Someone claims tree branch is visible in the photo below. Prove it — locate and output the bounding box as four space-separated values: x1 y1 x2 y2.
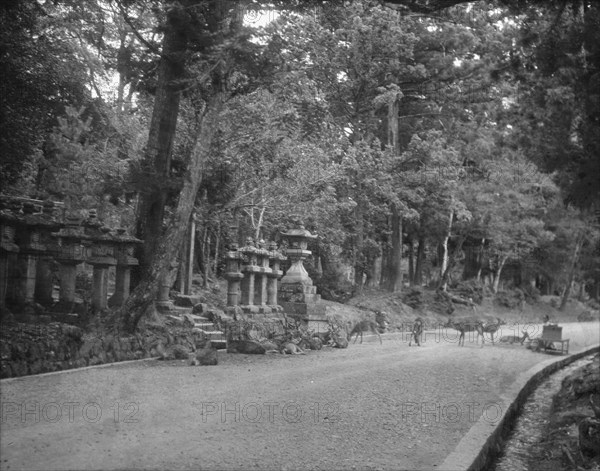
116 1 162 57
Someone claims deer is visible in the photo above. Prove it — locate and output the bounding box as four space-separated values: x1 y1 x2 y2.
280 342 306 355
190 339 218 366
347 320 383 345
408 317 424 346
482 317 506 344
444 317 485 347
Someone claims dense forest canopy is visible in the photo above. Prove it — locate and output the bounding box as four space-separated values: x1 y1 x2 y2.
1 0 598 331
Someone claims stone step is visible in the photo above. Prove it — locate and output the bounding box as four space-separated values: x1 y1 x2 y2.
193 328 224 338
194 322 217 331
171 306 193 315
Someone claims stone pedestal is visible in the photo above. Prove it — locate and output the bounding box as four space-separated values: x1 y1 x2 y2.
240 267 257 306
254 244 271 306
53 216 87 310
86 225 117 313
225 245 243 307
34 257 54 306
18 254 38 303
239 241 259 312
278 282 327 328
57 261 78 304
0 222 19 308
15 214 47 305
90 264 110 311
110 266 129 307
267 242 285 307
108 228 141 308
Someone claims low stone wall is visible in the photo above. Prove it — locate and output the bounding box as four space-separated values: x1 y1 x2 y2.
0 320 200 379
439 344 600 471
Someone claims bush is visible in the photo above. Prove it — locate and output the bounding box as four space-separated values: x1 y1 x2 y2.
402 287 424 310
521 284 541 302
451 279 487 304
312 264 355 304
495 288 523 309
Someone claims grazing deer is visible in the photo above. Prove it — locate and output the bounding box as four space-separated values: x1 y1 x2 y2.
445 317 485 347
347 320 383 345
409 317 424 346
482 317 506 344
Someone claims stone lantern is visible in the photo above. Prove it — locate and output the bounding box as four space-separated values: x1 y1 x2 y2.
108 228 141 307
14 202 50 305
267 241 286 309
86 225 117 312
279 222 325 328
224 243 244 307
0 204 20 310
280 223 317 285
34 200 63 307
239 237 260 308
254 240 272 308
52 216 88 307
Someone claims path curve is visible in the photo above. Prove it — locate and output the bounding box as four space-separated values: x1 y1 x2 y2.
1 322 598 471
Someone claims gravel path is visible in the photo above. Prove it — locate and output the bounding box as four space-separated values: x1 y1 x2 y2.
1 322 599 471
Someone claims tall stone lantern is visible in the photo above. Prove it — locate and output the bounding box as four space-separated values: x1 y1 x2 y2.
279 222 325 327
267 241 286 310
239 238 260 309
224 243 244 308
52 217 88 307
86 225 117 312
280 224 317 285
0 205 19 310
108 228 141 307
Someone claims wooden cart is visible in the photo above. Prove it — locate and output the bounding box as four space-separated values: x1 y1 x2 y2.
532 324 569 355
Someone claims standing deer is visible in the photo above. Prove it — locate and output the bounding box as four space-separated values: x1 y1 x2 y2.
347 320 383 344
482 317 506 344
445 317 485 347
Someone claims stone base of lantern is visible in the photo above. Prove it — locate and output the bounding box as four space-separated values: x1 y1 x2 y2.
279 282 327 331
279 282 321 304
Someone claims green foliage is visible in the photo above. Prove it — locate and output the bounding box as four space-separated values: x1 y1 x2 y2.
499 0 600 208
3 0 599 304
0 1 92 186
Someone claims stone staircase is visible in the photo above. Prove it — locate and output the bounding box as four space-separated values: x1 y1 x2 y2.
164 296 227 350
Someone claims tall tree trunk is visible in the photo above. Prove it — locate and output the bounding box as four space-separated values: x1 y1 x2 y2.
134 5 189 284
560 232 584 311
414 235 425 286
119 92 226 332
213 218 221 275
203 232 211 288
408 236 414 284
354 198 365 287
438 209 453 291
475 238 485 282
367 243 382 288
380 240 389 288
440 234 466 290
492 254 508 294
388 204 403 292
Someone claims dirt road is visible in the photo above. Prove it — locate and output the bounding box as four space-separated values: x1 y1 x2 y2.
1 323 599 471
